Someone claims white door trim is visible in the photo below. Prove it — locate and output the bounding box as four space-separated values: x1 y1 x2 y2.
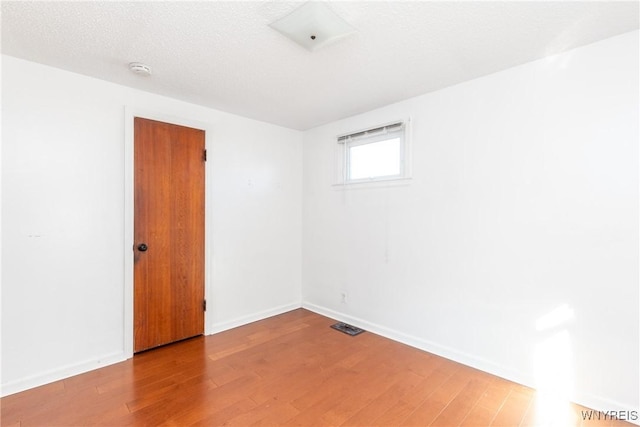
123 107 213 358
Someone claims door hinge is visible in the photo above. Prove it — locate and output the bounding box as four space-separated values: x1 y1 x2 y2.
203 299 207 312
203 149 207 162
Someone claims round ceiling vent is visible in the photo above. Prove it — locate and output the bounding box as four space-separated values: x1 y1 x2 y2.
129 62 152 76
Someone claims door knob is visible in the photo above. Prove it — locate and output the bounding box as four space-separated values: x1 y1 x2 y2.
137 243 148 252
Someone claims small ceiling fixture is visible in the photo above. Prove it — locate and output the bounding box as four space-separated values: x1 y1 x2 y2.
269 2 356 52
129 62 152 76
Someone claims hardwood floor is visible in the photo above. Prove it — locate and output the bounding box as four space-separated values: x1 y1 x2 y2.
1 309 632 426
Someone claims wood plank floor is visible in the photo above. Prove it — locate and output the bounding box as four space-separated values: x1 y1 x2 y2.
1 309 633 426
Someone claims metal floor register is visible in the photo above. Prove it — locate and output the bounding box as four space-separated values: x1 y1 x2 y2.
330 322 365 336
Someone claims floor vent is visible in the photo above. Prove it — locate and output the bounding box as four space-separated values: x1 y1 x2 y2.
331 322 365 336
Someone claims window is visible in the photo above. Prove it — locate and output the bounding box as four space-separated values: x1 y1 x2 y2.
336 120 410 185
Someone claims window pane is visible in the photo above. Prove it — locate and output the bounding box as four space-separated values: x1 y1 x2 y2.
349 137 400 180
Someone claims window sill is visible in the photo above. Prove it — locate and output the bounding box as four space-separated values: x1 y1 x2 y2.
331 176 412 190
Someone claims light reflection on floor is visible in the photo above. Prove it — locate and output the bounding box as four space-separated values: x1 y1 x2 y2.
533 304 575 426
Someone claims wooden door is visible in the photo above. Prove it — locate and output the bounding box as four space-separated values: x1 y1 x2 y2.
134 117 205 353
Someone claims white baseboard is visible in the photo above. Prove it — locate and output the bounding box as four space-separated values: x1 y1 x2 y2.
5 302 637 426
302 302 530 383
302 301 640 425
2 303 302 398
1 351 128 397
207 302 302 335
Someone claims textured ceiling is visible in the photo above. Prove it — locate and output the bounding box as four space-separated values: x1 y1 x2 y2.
2 1 638 130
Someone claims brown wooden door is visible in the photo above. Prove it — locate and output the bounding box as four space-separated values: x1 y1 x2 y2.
134 117 205 353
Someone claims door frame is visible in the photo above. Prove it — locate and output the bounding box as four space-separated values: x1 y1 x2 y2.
124 107 213 358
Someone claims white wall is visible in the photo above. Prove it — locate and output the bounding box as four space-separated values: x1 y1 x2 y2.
1 55 302 395
303 30 639 415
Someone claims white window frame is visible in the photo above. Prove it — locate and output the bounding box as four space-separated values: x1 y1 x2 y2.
335 118 412 186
